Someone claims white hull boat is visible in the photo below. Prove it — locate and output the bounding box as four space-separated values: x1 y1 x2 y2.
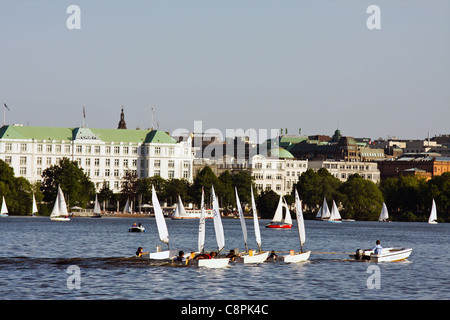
50 185 70 222
236 251 269 264
129 226 146 232
50 217 71 222
350 247 412 262
280 250 311 263
189 258 230 268
149 249 177 260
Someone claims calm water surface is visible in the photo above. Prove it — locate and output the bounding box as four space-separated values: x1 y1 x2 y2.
0 216 448 300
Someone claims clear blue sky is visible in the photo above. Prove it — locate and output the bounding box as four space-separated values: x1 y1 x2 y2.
1 0 449 140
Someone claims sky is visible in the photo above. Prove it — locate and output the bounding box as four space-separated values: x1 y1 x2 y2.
1 0 449 141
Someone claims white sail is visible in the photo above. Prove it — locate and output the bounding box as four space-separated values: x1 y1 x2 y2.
379 202 389 221
173 195 187 218
123 199 131 213
235 187 248 252
32 193 38 215
1 196 8 215
211 186 225 252
251 186 262 250
283 198 292 225
320 198 331 219
50 191 60 217
272 196 284 222
93 194 101 214
295 189 306 248
58 186 68 216
329 200 341 221
428 199 438 224
315 206 322 219
152 185 169 245
198 187 206 253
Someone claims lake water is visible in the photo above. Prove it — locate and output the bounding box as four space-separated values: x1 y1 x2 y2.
0 216 448 302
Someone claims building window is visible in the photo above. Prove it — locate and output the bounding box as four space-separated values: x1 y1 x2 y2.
114 146 120 154
105 146 111 154
5 156 11 164
65 145 70 153
85 158 91 166
114 159 119 167
154 170 160 177
94 169 100 176
155 147 161 155
37 144 42 152
105 169 110 177
105 159 110 166
123 146 129 155
21 144 27 152
114 169 119 177
94 158 100 166
168 160 175 168
123 159 128 168
114 181 119 190
168 170 175 178
76 145 82 154
20 157 27 165
46 158 52 166
20 167 27 175
183 171 189 179
46 144 52 153
154 160 161 167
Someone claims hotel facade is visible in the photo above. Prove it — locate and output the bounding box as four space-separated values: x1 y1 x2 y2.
0 124 195 193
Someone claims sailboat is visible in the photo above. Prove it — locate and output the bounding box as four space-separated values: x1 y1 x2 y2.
148 185 177 260
428 199 438 224
379 202 389 222
171 195 187 219
123 198 133 214
235 187 269 263
189 186 229 268
328 200 342 223
31 193 38 216
50 186 70 221
0 196 8 217
280 190 311 262
91 194 102 218
265 196 292 229
316 198 331 220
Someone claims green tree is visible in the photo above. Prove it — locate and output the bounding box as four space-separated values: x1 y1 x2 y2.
339 174 383 220
190 166 220 206
232 170 254 205
256 190 280 219
218 171 234 209
0 160 39 215
41 157 95 210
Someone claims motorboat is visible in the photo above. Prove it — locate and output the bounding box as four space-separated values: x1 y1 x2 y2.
129 225 146 232
350 247 412 262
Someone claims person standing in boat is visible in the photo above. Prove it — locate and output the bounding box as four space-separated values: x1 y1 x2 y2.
372 240 382 255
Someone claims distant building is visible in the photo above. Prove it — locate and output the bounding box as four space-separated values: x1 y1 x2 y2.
377 153 450 181
308 160 380 183
0 124 194 193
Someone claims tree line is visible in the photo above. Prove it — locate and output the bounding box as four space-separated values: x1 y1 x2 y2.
0 158 449 222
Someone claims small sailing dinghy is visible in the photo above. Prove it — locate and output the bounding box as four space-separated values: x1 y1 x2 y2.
1 196 8 217
149 185 177 260
315 198 330 220
91 194 102 218
350 247 412 262
328 200 342 223
189 186 229 268
379 202 389 222
235 187 269 264
265 196 292 229
171 195 187 220
50 186 70 221
280 190 311 263
31 193 38 216
428 199 438 224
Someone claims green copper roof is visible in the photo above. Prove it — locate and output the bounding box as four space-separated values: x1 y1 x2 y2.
268 147 294 159
0 125 176 144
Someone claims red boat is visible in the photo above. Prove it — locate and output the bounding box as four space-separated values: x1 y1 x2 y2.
266 196 292 229
265 223 292 229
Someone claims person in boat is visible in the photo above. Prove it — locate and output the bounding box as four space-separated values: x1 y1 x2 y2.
372 240 383 255
266 250 278 261
226 249 238 261
210 251 218 258
132 223 137 228
136 247 148 257
174 250 186 262
194 252 212 259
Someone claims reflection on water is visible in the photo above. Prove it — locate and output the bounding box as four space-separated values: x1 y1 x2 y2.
0 217 449 300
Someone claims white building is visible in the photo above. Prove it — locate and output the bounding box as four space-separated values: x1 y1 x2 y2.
251 148 308 196
0 124 194 193
308 160 380 183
